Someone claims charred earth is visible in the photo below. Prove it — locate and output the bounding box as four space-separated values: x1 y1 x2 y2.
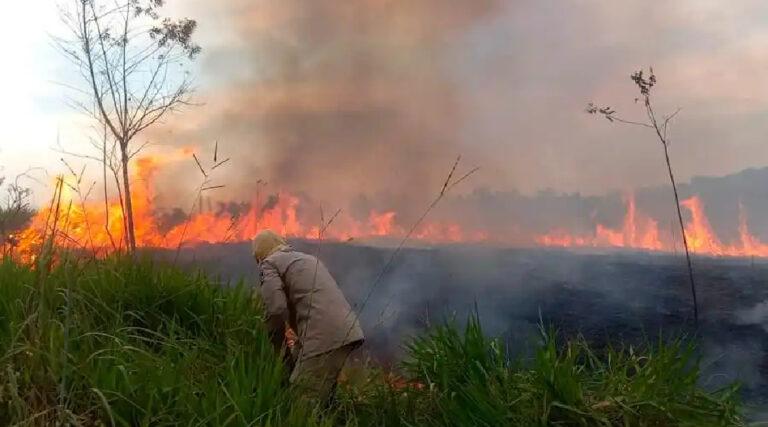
166 241 768 413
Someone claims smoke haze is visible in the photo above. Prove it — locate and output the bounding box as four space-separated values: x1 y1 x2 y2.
150 0 768 209
153 0 504 212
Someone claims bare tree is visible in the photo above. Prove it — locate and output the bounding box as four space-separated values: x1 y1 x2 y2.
56 0 201 252
587 68 698 329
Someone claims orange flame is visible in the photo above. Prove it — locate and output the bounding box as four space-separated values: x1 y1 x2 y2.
3 148 489 262
5 148 768 262
536 194 768 257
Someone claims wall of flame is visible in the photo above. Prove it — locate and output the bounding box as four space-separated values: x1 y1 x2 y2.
5 148 768 262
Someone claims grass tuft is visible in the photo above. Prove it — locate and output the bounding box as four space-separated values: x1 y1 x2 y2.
0 256 745 426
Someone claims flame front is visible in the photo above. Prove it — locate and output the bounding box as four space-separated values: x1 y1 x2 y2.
536 194 662 251
4 149 481 262
5 149 768 262
536 193 768 257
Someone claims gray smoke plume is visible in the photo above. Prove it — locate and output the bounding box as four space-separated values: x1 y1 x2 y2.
152 0 504 219
153 0 768 207
145 1 768 242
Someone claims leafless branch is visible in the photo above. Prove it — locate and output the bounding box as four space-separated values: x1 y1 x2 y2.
662 107 682 140
55 146 104 164
440 156 460 197
56 0 201 252
128 139 153 159
211 158 230 171
447 166 480 192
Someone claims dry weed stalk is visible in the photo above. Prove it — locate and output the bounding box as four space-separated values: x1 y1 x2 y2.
587 68 698 329
172 145 229 264
341 155 479 344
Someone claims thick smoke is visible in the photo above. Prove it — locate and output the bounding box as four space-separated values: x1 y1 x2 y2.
153 0 503 223
153 0 768 204
147 0 768 240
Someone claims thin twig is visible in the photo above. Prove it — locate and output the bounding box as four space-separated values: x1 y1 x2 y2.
610 116 655 129
172 185 205 265
296 206 343 361
447 167 480 192
173 144 228 264
211 158 230 171
662 107 682 140
321 209 342 235
192 153 207 178
440 156 461 197
340 156 479 344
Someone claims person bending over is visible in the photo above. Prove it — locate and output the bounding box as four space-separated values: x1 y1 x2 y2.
252 229 364 406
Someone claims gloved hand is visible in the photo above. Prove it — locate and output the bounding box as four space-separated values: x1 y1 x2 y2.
282 328 298 373
285 328 297 348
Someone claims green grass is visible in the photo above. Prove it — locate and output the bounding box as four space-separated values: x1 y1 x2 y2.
0 256 745 426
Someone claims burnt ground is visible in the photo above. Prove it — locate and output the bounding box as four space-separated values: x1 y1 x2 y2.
155 241 768 415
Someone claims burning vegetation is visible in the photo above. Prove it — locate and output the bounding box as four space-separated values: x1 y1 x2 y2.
5 146 768 263
536 193 768 257
4 148 480 263
3 0 766 423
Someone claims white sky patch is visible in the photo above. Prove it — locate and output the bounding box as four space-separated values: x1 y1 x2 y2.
0 1 135 205
0 1 80 204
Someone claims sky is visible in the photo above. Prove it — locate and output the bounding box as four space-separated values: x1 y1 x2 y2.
0 1 63 194
3 1 768 208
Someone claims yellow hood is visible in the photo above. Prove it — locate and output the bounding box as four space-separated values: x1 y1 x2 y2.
251 229 287 262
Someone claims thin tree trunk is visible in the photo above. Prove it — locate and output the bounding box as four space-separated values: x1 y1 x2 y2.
662 141 699 328
647 99 699 330
121 148 137 252
102 133 117 251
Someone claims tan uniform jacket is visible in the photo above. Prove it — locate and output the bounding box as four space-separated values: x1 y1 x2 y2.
259 246 365 360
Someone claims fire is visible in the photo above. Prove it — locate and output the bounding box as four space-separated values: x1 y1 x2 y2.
537 194 662 251
536 194 768 257
681 197 768 257
4 147 768 262
3 148 489 262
